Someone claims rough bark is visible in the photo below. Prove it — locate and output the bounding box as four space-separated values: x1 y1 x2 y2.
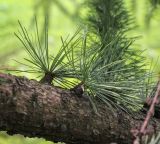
0 73 159 144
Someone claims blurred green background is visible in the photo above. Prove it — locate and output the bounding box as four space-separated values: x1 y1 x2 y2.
0 0 160 143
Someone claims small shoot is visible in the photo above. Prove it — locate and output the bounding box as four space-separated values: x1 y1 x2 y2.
65 29 148 113
14 19 80 86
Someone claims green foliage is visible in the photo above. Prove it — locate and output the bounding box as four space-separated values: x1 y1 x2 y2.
64 28 150 113
144 133 160 144
14 19 79 87
15 19 50 74
150 0 160 7
87 0 138 66
1 0 160 143
73 0 153 112
14 18 149 113
13 0 155 114
86 0 149 95
0 131 62 144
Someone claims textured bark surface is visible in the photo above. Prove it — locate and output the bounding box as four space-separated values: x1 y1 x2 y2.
0 73 159 144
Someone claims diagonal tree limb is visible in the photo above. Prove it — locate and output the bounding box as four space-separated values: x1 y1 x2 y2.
0 73 160 144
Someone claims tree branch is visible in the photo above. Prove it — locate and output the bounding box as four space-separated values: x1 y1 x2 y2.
0 73 159 144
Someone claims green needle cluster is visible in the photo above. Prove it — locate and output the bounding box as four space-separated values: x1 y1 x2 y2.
64 29 149 113
15 19 80 87
14 0 155 114
14 21 152 113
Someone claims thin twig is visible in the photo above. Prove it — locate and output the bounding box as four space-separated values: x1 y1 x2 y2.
133 80 160 144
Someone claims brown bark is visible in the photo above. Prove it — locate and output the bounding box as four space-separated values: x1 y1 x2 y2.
0 73 159 144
